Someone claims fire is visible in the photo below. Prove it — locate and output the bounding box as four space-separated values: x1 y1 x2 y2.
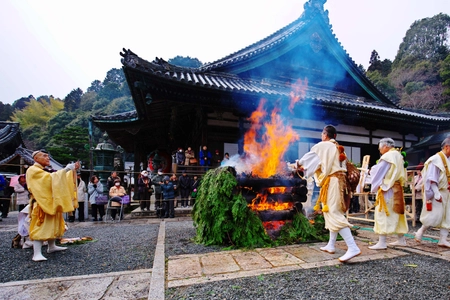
266 186 289 194
242 78 308 177
263 221 288 231
248 187 294 211
243 100 299 177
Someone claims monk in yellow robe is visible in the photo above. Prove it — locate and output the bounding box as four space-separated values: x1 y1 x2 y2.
27 150 79 261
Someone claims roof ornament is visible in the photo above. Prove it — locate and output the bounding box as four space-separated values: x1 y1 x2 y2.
303 0 329 23
120 48 138 68
153 57 172 71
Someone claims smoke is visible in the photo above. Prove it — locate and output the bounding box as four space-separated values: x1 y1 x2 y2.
221 153 266 174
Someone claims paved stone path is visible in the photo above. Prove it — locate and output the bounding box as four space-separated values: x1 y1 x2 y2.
1 215 450 299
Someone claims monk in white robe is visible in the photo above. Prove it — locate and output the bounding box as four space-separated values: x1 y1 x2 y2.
27 150 79 261
369 138 408 250
298 125 360 262
415 137 450 247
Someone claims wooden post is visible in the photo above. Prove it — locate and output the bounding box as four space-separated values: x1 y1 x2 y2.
347 155 376 223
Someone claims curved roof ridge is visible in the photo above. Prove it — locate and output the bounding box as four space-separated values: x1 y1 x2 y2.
199 0 329 72
92 110 138 121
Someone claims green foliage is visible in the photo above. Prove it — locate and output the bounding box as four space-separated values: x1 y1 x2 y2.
100 96 136 115
64 88 83 112
0 102 13 121
368 50 381 72
87 80 103 93
192 167 332 249
364 14 450 111
192 167 272 248
11 97 64 130
393 13 450 68
3 66 135 155
389 59 445 110
440 54 450 97
368 50 392 77
168 56 203 68
103 68 125 85
276 213 328 245
366 70 397 101
47 126 89 164
404 81 425 95
21 125 44 149
98 68 131 100
13 96 34 110
79 91 98 111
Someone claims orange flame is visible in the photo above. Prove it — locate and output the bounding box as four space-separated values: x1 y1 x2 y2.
242 79 308 177
243 100 299 177
263 221 287 231
266 187 289 194
248 188 294 211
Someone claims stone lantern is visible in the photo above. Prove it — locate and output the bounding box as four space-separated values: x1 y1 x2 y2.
93 133 124 193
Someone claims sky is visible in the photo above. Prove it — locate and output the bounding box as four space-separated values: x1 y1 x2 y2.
1 0 449 105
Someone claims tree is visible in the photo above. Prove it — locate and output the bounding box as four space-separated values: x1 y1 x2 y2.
47 126 89 164
366 50 395 100
103 68 125 86
11 97 64 130
441 54 450 96
393 13 450 68
366 70 397 101
0 102 14 121
99 82 122 100
99 68 130 100
12 95 34 111
87 80 103 93
78 91 97 111
101 96 136 115
368 50 381 72
168 56 203 68
64 88 83 112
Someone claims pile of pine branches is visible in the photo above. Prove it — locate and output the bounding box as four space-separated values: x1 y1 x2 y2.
192 167 329 249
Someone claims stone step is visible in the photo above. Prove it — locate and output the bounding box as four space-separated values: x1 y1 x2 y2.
130 207 192 218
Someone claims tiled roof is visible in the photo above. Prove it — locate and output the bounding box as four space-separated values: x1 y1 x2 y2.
200 0 328 72
196 0 399 110
0 122 22 145
117 0 450 130
91 110 138 122
119 49 450 124
0 146 63 170
412 132 450 148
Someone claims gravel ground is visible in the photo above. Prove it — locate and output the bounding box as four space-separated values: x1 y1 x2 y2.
166 254 450 300
0 220 159 283
164 220 450 300
165 220 222 257
2 211 449 299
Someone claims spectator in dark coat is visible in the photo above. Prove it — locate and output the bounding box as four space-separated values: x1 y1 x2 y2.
138 171 152 211
212 149 222 167
161 176 175 218
179 171 191 207
151 169 165 217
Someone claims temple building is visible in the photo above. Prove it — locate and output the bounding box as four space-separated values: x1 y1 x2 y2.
92 0 450 173
0 121 63 175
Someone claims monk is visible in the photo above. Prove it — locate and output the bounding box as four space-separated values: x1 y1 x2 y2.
298 125 361 262
26 150 80 261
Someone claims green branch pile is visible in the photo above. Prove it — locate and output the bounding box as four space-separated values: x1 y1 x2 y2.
192 167 330 249
192 167 272 248
276 213 328 245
